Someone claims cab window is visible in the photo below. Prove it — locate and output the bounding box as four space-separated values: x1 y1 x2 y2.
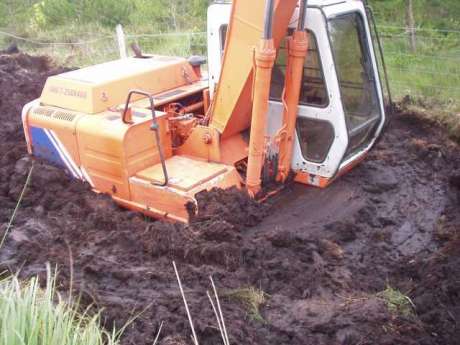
328 12 382 158
270 30 328 108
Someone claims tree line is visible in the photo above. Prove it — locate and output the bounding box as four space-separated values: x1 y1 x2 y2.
0 0 459 35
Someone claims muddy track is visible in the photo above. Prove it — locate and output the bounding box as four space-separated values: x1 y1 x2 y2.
0 52 459 345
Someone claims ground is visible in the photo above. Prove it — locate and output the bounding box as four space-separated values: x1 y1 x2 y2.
0 52 459 345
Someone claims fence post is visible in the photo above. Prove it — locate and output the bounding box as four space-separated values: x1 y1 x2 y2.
405 0 417 53
116 24 127 59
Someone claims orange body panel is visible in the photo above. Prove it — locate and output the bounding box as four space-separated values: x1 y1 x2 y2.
26 96 243 222
295 171 331 188
129 156 242 222
41 56 199 114
220 134 249 166
76 108 172 200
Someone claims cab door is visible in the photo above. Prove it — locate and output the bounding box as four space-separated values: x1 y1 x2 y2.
324 2 385 171
267 3 385 185
267 6 347 182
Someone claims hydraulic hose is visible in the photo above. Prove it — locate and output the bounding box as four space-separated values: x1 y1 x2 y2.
263 0 275 39
297 0 308 31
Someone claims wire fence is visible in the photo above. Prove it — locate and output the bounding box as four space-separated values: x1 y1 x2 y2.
0 25 459 109
0 29 207 67
377 25 460 108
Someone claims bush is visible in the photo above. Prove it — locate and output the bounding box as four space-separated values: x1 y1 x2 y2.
33 0 134 29
33 0 75 27
79 0 135 27
0 268 122 345
129 0 209 33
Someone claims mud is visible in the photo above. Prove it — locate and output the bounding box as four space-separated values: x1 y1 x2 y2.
0 52 459 345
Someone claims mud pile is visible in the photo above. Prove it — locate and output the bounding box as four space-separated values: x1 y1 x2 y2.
0 52 69 220
0 52 459 345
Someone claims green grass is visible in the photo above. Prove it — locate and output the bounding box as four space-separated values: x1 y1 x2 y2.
377 286 415 318
0 163 34 250
224 287 267 323
0 0 208 66
0 23 206 66
0 267 124 345
379 26 460 110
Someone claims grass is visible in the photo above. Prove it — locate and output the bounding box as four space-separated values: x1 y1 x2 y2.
0 29 206 67
0 266 124 345
0 163 127 345
224 287 267 323
398 97 460 143
0 22 206 67
377 286 415 318
0 163 34 250
1 3 460 114
378 26 460 111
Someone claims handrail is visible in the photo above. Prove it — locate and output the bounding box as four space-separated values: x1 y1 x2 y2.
122 90 169 186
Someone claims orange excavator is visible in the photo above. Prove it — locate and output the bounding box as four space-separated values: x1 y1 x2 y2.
22 0 386 222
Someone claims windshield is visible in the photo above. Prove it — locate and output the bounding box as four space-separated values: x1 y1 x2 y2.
328 12 382 158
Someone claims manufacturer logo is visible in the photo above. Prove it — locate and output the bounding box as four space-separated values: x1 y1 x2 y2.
48 85 87 99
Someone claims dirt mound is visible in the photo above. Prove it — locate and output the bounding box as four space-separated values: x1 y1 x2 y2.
190 187 269 227
0 52 459 345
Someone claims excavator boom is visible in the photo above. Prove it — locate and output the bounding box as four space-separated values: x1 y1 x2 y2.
209 0 298 139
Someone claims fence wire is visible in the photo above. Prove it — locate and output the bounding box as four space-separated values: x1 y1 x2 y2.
377 26 460 107
0 26 459 108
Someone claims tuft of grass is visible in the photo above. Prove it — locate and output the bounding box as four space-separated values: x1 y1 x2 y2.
0 163 34 250
225 287 267 323
0 266 123 345
377 286 415 318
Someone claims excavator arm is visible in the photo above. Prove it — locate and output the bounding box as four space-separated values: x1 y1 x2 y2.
209 0 299 139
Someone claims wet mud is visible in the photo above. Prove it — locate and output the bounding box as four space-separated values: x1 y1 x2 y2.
0 52 459 345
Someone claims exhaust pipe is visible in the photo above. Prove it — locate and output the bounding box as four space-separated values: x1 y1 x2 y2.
246 0 277 197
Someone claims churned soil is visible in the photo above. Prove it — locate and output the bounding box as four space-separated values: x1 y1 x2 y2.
0 51 459 345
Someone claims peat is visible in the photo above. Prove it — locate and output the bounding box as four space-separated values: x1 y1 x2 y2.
0 52 459 345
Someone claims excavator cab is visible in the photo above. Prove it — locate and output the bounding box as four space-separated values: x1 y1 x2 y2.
208 0 385 187
22 0 386 222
